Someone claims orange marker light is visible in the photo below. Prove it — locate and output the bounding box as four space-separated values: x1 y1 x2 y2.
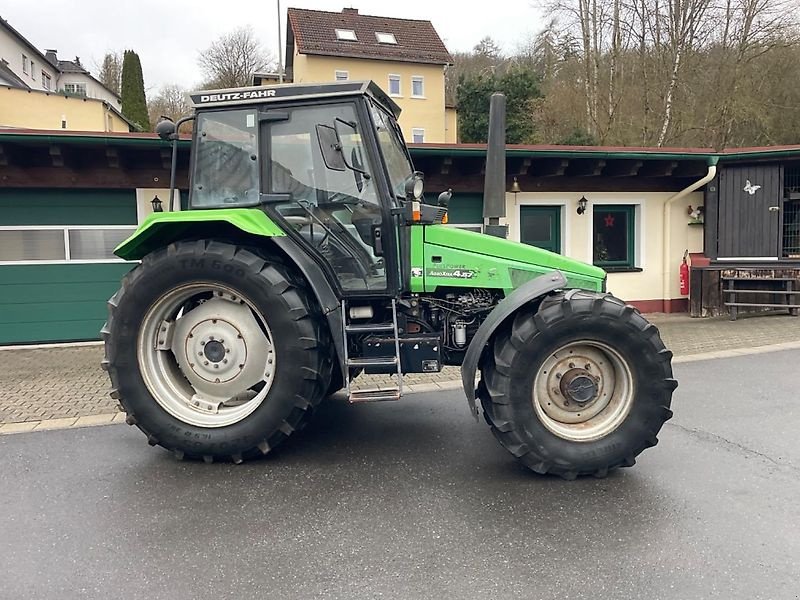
441 212 449 224
412 200 421 222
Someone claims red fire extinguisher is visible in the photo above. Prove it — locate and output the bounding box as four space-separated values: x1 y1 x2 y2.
679 250 689 296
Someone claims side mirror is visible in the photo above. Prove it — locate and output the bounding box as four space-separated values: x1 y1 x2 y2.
155 117 176 141
315 124 347 171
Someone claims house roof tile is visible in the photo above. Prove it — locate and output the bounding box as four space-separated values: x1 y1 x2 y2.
287 8 452 66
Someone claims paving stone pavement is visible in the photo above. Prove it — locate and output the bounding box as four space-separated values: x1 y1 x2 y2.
1 312 799 427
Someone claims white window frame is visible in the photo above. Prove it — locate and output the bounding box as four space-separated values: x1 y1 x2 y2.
375 32 397 44
42 72 52 90
411 76 425 98
63 82 87 96
335 28 357 41
388 74 401 97
411 128 425 143
334 70 349 81
0 225 137 265
22 54 28 74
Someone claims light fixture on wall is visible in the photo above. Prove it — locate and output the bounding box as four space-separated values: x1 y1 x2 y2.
576 195 588 215
151 195 163 213
510 176 521 204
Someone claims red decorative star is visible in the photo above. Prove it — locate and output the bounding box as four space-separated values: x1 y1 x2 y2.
604 214 615 227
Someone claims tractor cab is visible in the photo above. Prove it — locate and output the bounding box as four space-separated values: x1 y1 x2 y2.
179 81 440 298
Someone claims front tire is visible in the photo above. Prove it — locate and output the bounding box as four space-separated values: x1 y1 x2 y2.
479 290 676 479
102 240 332 463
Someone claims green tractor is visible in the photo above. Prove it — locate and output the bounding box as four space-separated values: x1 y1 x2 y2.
102 81 676 478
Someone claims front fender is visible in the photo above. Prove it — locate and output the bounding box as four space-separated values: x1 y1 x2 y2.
461 270 568 419
115 208 286 260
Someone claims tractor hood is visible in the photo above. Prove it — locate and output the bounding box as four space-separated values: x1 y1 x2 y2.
420 225 606 292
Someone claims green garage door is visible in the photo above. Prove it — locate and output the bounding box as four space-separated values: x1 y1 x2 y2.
0 189 137 345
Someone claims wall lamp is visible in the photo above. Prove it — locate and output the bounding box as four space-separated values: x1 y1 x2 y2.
576 195 588 215
151 195 163 213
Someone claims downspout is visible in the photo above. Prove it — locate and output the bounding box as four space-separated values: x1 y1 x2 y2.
661 157 718 310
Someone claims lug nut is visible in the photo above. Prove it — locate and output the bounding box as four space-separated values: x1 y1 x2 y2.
585 364 591 370
569 362 575 369
204 361 209 366
555 373 562 379
201 341 206 346
214 364 219 369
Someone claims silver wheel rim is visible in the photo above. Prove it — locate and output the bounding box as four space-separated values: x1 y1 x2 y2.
137 283 276 428
532 340 634 442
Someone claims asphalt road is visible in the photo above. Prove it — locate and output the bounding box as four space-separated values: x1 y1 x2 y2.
1 350 799 600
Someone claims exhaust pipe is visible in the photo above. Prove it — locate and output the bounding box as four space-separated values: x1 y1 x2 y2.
482 92 507 238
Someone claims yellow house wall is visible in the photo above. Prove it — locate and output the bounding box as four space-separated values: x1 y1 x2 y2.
0 86 129 132
504 190 704 304
291 52 447 143
445 107 458 143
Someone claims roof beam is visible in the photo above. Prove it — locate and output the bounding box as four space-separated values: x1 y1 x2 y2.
160 148 172 170
602 160 643 177
106 147 120 169
639 160 678 177
672 161 709 177
567 158 606 177
49 145 64 167
531 158 569 177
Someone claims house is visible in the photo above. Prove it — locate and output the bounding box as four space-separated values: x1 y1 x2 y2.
281 7 456 144
0 16 131 132
1 124 800 344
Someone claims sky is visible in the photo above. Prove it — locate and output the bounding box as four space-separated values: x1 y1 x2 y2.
1 0 543 93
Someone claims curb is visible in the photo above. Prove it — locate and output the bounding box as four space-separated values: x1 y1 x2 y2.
2 341 799 436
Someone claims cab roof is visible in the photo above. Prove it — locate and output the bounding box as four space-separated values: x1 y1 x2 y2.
189 80 400 117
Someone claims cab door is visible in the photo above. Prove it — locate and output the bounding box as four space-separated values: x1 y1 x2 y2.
261 102 391 294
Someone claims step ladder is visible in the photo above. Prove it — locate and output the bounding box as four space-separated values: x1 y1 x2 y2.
341 299 403 403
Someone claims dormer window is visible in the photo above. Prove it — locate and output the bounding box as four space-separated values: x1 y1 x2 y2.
335 29 357 41
375 32 397 44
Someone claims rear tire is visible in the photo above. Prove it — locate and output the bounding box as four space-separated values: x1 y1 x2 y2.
102 240 332 463
479 290 676 479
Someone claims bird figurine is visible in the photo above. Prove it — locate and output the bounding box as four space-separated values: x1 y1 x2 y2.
690 205 704 220
438 188 453 207
743 180 761 195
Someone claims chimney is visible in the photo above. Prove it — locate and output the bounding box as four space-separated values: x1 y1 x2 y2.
342 7 358 14
44 49 58 66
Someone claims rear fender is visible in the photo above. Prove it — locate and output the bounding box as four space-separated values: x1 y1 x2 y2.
461 271 568 419
114 209 286 261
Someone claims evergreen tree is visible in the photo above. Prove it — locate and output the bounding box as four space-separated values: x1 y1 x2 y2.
456 66 542 144
121 50 150 131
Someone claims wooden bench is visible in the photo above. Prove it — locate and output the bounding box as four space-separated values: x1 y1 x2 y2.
723 277 800 321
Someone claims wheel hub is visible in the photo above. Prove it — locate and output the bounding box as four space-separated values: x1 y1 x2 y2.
203 340 226 363
532 341 634 442
560 369 598 404
183 318 247 384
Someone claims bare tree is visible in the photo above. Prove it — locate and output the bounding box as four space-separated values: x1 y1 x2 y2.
654 0 713 145
148 84 192 129
198 26 274 89
97 52 123 95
